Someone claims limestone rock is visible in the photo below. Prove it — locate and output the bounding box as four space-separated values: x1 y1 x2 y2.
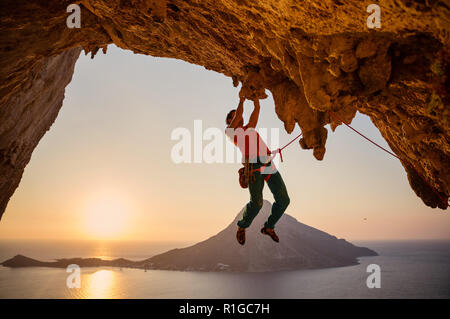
239 68 268 100
0 48 81 216
0 0 449 218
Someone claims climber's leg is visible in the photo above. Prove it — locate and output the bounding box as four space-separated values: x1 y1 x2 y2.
265 171 290 229
237 170 264 228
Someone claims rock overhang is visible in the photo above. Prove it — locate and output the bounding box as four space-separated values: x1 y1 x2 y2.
0 0 448 219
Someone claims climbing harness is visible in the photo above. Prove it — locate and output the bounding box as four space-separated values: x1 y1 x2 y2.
238 132 302 188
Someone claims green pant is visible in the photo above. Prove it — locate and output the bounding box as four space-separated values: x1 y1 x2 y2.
237 162 290 229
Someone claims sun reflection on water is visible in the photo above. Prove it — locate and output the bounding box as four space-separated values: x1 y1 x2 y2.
84 269 116 299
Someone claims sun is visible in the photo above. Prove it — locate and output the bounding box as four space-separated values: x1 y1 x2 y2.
83 194 131 240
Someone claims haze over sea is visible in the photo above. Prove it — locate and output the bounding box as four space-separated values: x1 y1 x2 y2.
0 239 449 299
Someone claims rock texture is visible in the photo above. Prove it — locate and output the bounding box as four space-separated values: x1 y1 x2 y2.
0 0 449 219
0 47 81 216
1 201 378 272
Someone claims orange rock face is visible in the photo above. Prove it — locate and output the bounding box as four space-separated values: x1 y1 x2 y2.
0 0 449 218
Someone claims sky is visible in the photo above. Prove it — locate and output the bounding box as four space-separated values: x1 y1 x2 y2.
0 45 448 242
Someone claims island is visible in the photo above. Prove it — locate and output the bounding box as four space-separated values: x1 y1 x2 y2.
1 201 377 272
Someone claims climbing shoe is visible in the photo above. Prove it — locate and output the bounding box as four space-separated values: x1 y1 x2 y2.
261 227 279 243
236 227 246 245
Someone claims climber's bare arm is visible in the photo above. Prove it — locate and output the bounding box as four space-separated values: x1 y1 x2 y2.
247 99 260 128
228 97 245 129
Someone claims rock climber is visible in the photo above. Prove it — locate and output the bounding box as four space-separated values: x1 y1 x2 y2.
225 96 290 245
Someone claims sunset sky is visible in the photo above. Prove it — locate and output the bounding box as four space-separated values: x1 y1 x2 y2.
0 45 448 242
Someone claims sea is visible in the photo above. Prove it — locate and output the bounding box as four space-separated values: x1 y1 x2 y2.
0 239 449 299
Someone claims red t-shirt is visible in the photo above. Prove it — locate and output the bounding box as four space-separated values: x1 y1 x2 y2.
225 125 271 162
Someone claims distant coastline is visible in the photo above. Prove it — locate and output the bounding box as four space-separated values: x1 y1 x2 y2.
1 254 147 270
1 202 378 272
2 240 449 299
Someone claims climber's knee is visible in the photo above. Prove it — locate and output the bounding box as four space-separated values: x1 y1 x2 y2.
256 197 264 209
251 197 264 210
284 195 290 207
276 193 290 210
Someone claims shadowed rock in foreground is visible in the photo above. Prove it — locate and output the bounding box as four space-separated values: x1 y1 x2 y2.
1 201 377 272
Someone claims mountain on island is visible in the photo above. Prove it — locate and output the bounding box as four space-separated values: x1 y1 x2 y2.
1 201 377 272
141 201 377 272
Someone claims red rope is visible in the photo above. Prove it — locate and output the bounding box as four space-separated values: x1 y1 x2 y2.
328 110 449 208
270 132 303 162
253 132 302 180
329 112 400 160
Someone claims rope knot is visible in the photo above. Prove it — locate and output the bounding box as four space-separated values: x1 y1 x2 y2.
271 148 283 162
278 148 283 162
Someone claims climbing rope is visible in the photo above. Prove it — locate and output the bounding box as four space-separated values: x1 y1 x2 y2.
262 111 448 208
249 132 302 182
328 110 449 208
254 111 448 208
270 132 303 162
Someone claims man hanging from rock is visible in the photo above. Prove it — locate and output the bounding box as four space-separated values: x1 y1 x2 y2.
225 70 290 245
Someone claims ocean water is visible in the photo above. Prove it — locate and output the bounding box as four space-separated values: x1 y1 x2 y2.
0 240 449 299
